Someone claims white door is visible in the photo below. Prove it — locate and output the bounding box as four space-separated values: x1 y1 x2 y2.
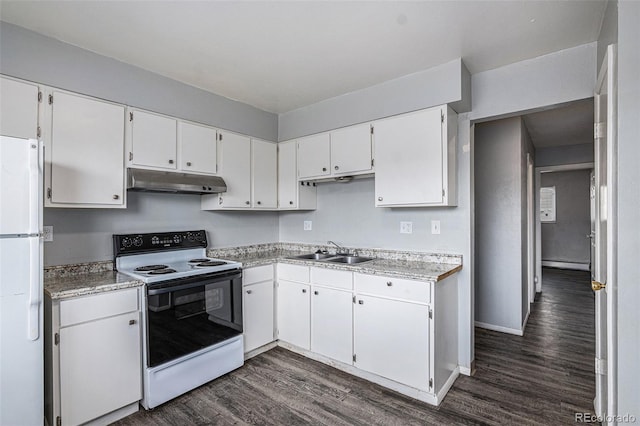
330 124 372 175
49 91 125 206
592 44 617 418
179 121 217 174
0 77 38 139
353 295 430 391
218 131 251 208
277 140 298 209
243 281 274 353
374 107 443 206
277 280 310 350
297 133 330 179
59 311 141 426
129 109 177 170
251 139 277 209
311 287 353 364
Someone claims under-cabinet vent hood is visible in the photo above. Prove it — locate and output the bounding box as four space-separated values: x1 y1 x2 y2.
127 168 227 194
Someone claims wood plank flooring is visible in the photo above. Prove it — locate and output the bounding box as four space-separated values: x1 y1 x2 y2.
114 267 596 425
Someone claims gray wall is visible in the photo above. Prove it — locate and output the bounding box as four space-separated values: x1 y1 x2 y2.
540 170 591 264
615 0 640 417
474 117 526 332
597 0 618 71
535 143 594 167
520 123 535 324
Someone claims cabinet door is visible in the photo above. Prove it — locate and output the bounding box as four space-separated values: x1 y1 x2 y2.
278 140 298 209
311 287 353 364
251 139 277 208
219 131 251 208
297 133 330 179
59 311 141 426
48 91 125 206
130 109 177 170
179 121 217 174
0 77 38 139
277 280 310 350
243 280 275 353
354 295 430 391
374 107 444 206
330 124 372 175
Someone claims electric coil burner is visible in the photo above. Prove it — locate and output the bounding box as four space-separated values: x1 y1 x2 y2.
113 230 244 409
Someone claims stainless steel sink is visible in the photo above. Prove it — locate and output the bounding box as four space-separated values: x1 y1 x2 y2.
325 255 375 264
291 253 335 260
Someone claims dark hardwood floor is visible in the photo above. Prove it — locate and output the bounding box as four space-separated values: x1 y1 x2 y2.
114 267 596 425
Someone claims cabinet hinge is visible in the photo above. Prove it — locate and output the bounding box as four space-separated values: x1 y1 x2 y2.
429 309 433 320
370 126 374 135
441 111 444 123
37 126 41 138
371 158 374 167
56 416 61 426
38 91 42 102
219 196 223 205
54 332 59 345
129 152 133 161
353 354 357 363
352 295 356 304
47 188 52 200
429 378 433 389
442 189 445 197
219 133 223 141
594 122 606 139
48 94 53 105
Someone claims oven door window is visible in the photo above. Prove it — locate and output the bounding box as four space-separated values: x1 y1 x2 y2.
147 277 242 367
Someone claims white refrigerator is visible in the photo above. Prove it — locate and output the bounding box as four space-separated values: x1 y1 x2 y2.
0 135 44 425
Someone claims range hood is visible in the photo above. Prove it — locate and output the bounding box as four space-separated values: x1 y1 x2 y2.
127 168 227 194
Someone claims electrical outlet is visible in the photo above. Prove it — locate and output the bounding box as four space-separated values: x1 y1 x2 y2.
400 221 413 234
303 221 312 231
431 220 441 235
43 226 53 242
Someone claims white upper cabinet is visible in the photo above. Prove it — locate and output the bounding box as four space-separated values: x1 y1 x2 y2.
330 123 373 176
0 76 39 139
251 139 277 209
277 140 317 210
373 105 457 207
297 133 331 179
179 121 217 174
44 90 126 208
128 108 177 170
217 131 251 208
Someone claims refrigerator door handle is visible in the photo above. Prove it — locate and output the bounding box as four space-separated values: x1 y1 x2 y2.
28 140 40 233
27 237 41 340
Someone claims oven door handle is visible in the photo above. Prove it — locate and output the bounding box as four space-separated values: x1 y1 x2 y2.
147 270 242 296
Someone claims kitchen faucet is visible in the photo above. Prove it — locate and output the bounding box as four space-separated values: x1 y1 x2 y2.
327 240 350 256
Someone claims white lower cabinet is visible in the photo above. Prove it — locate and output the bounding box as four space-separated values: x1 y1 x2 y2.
276 279 311 350
353 295 430 391
45 287 143 426
243 265 275 353
311 286 353 364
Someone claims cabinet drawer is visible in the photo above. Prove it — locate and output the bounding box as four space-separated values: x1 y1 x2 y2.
243 264 274 285
277 263 310 283
354 273 431 304
311 267 353 290
60 288 139 327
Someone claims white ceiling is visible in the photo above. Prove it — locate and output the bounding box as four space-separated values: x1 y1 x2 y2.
523 98 594 148
0 1 607 114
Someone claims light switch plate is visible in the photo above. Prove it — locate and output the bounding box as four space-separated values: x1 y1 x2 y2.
43 226 53 242
431 220 441 235
303 221 312 231
400 221 412 234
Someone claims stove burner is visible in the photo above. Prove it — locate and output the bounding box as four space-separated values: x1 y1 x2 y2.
188 258 211 263
135 264 169 272
197 261 227 267
147 268 177 275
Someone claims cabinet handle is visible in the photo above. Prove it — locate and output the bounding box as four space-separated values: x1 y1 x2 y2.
322 167 327 172
289 201 294 205
129 319 136 325
113 194 119 200
314 290 319 295
358 300 364 305
257 201 262 205
246 290 252 294
168 159 174 164
387 281 393 287
378 196 383 201
302 289 307 293
186 161 192 166
245 201 250 205
335 166 339 170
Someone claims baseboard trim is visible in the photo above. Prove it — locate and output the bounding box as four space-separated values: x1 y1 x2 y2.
542 261 590 271
522 309 531 333
245 341 278 360
475 321 523 336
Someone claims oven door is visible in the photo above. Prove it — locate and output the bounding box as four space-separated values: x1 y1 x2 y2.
145 269 242 368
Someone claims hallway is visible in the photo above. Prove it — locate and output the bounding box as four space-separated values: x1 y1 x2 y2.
116 267 596 425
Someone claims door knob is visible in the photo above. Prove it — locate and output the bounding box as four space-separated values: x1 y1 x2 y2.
591 280 606 291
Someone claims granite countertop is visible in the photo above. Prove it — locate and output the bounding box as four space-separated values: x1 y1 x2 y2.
44 271 143 300
212 249 462 282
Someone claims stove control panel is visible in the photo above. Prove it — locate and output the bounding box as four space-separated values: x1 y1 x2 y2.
113 230 207 256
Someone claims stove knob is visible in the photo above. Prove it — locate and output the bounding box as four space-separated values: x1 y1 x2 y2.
173 235 181 243
122 238 132 248
133 237 143 247
151 236 159 245
186 232 195 241
195 233 203 242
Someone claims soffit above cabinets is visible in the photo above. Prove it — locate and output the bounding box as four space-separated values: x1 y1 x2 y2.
0 1 606 114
